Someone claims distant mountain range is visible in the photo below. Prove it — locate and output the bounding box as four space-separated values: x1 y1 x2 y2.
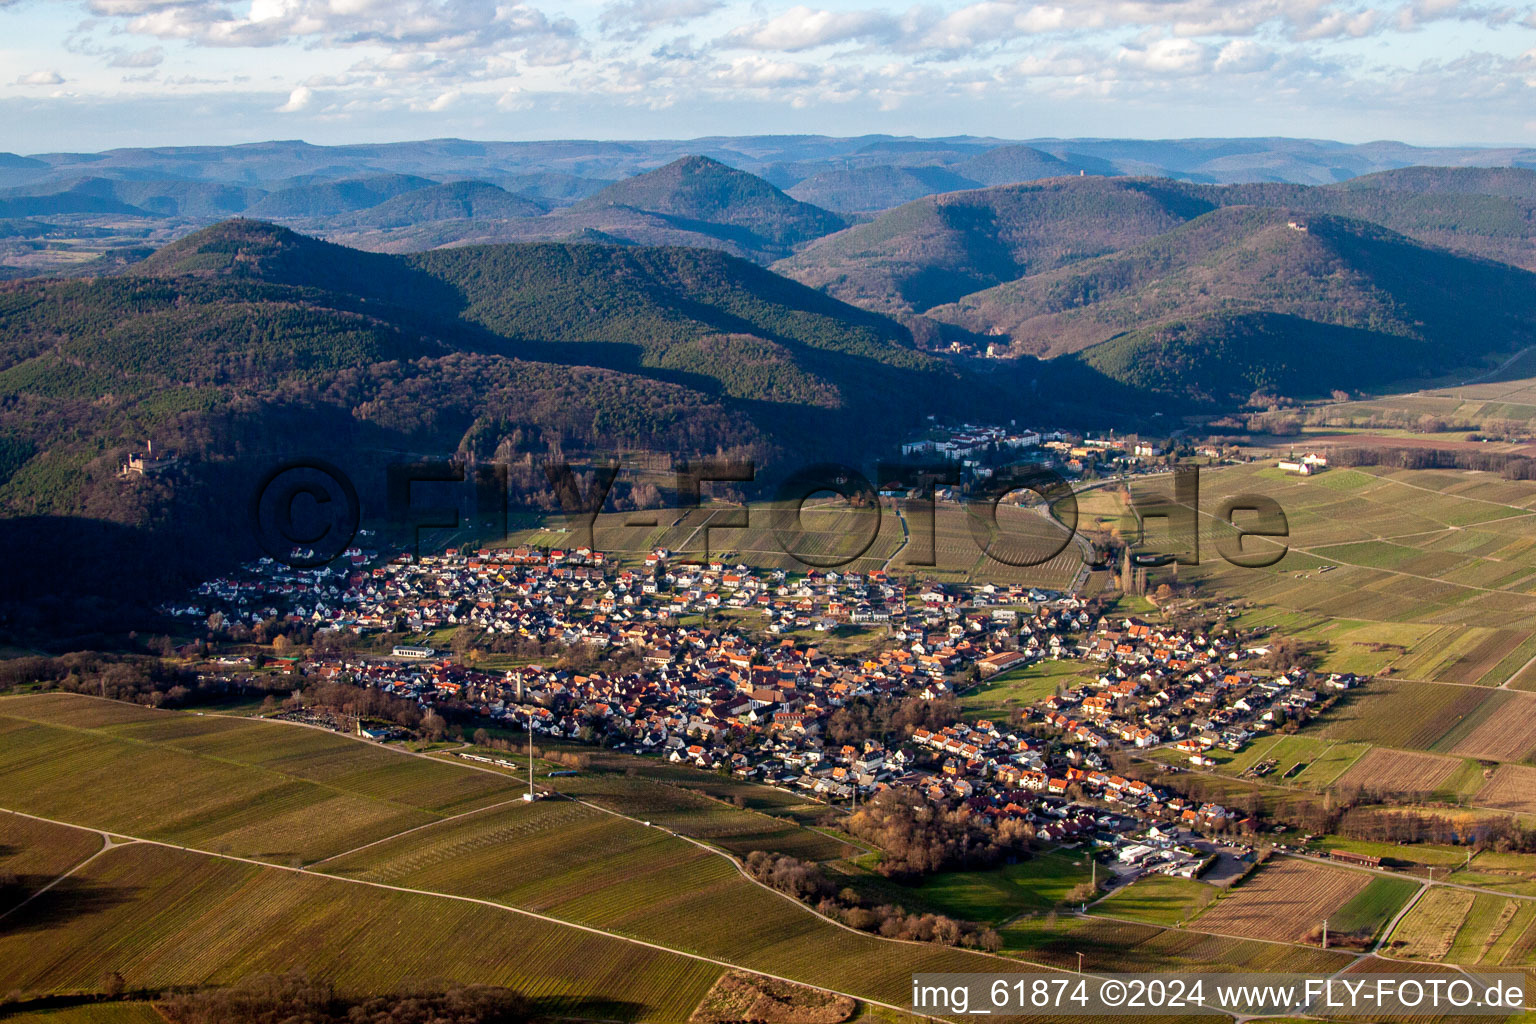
2 154 1533 416
7 135 1536 194
5 134 1536 276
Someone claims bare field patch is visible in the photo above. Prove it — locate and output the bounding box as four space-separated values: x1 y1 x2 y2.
1194 859 1369 943
1473 763 1536 815
690 971 855 1024
1450 693 1536 761
1332 748 1461 795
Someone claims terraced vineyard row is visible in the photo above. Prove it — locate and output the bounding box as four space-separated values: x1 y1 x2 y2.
0 840 721 1021
319 796 1016 1008
0 695 523 863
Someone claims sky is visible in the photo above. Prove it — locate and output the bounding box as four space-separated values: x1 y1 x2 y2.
1 0 1534 153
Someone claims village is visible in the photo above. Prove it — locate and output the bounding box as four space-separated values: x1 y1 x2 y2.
894 420 1242 480
168 521 1366 887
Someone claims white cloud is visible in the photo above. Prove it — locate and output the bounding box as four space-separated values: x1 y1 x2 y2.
915 3 1072 53
1215 39 1276 72
16 70 65 85
109 46 166 67
496 87 534 109
276 84 313 111
6 0 1532 145
1010 49 1096 77
87 0 206 12
601 0 723 39
111 0 581 54
720 6 899 50
1116 37 1211 74
715 55 821 85
1294 8 1381 39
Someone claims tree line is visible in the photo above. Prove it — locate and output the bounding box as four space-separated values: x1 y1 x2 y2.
156 972 531 1024
742 851 1001 951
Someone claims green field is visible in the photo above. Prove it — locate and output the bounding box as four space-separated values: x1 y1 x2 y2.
958 660 1095 722
1094 875 1218 926
1311 836 1468 869
1327 876 1422 940
834 851 1094 926
1445 869 1536 898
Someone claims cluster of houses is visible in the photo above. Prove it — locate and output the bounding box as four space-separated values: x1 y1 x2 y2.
171 543 1076 650
172 537 1362 860
1038 620 1362 754
1278 453 1329 475
900 423 1047 461
893 423 1200 480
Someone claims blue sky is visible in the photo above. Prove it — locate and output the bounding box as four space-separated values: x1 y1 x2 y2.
2 0 1534 152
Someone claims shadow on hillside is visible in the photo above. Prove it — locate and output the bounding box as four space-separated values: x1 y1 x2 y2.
527 995 648 1021
0 875 135 934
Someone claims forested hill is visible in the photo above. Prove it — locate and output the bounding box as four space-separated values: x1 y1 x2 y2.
774 170 1536 403
775 169 1536 317
775 177 1218 314
571 156 846 253
931 206 1536 369
125 219 966 419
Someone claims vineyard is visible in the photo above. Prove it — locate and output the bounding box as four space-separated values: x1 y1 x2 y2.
998 912 1353 974
0 1005 167 1024
1312 679 1491 751
0 694 524 863
1175 465 1536 697
529 501 909 576
517 495 1085 589
1390 887 1478 960
318 797 1021 1009
0 841 722 1020
550 766 851 861
0 695 1032 1016
1381 886 1536 967
0 812 104 913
